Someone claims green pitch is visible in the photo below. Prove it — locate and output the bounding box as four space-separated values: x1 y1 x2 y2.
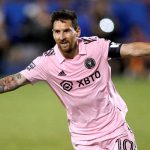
0 77 149 150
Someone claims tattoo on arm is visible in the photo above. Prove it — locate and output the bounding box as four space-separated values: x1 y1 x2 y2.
0 86 4 93
0 73 28 94
15 73 21 79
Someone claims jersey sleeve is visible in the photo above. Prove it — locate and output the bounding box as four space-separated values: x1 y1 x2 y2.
97 38 110 60
97 38 122 59
20 56 47 84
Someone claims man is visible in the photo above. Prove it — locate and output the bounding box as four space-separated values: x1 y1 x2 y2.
0 9 150 150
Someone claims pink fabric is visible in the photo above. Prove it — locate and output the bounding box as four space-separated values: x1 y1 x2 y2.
20 36 128 146
73 123 137 150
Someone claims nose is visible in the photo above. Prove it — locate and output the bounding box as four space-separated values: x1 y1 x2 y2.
59 32 65 40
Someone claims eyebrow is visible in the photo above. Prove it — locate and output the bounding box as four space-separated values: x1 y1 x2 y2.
52 28 72 32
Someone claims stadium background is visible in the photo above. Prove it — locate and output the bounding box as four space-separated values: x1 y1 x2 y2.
0 0 150 149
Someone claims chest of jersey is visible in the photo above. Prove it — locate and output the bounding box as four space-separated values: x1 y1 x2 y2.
46 49 108 94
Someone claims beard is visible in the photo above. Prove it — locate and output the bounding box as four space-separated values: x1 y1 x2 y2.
59 42 70 52
58 39 75 53
57 40 78 58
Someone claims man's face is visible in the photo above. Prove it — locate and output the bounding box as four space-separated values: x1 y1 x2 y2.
52 19 80 56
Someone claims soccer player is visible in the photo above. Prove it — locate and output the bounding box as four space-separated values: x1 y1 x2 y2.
0 9 150 150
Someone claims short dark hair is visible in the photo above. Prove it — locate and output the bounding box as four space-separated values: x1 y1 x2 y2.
51 9 78 29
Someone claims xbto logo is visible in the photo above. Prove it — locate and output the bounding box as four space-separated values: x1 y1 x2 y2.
60 70 101 91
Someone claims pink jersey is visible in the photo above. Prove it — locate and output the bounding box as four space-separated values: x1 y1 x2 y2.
20 36 128 145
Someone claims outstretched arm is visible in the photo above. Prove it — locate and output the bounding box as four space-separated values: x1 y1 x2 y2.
120 42 150 57
0 73 29 94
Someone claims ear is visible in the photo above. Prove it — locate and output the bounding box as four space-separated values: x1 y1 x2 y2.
76 26 81 37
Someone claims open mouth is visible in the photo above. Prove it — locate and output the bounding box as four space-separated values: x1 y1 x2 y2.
60 42 69 47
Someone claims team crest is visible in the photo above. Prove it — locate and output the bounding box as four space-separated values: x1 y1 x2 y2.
84 58 96 69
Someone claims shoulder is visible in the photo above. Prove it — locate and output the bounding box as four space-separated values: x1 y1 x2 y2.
39 48 56 61
43 48 55 57
80 36 110 45
31 48 56 66
79 36 111 49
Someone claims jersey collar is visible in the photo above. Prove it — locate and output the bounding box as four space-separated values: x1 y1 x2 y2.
54 38 87 64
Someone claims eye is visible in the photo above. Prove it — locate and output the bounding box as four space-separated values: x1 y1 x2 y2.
64 29 71 33
54 30 60 34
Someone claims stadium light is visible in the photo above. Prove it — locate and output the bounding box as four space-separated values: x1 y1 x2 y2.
99 18 115 33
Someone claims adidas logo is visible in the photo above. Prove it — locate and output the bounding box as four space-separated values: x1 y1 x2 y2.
58 70 66 76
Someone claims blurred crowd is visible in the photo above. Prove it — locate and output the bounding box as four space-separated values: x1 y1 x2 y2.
0 0 150 78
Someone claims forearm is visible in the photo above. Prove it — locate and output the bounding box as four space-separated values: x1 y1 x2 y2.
120 42 150 57
0 75 19 93
0 73 29 94
0 83 19 93
0 85 4 93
